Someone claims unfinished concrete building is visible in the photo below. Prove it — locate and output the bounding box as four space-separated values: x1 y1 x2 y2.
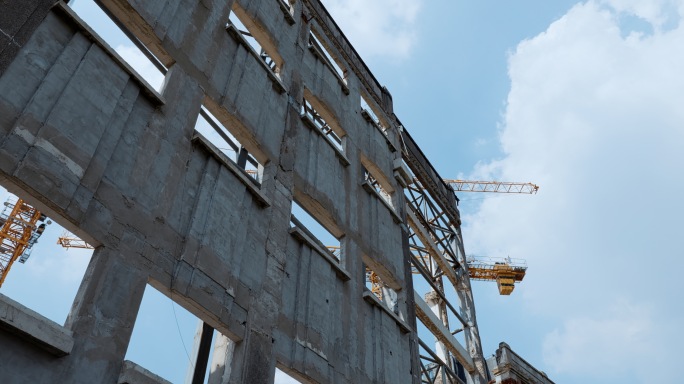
486 343 555 384
0 1 540 383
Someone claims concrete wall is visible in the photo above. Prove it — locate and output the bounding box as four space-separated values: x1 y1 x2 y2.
487 342 555 384
0 1 420 383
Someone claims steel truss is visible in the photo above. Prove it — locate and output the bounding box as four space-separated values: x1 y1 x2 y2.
404 180 489 383
418 338 466 384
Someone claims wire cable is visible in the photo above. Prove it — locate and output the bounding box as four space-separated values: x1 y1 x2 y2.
170 300 194 369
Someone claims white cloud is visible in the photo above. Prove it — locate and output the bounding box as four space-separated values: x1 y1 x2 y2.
463 1 684 382
542 300 666 381
600 0 682 30
322 0 422 59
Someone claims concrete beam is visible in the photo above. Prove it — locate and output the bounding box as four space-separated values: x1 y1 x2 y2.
118 360 172 384
0 293 74 357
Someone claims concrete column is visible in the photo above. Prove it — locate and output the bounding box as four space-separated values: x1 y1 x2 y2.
185 320 215 384
425 290 450 365
59 246 148 384
207 333 237 384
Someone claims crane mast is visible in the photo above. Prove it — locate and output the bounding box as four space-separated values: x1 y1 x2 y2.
0 197 49 287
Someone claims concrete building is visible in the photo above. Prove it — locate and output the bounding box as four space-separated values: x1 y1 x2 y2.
487 343 555 384
0 1 548 383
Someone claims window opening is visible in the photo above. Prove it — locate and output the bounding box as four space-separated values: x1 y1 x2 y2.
274 367 305 383
327 246 342 260
278 0 295 14
0 187 94 325
228 8 282 78
363 168 394 208
360 94 388 134
194 106 262 183
290 200 340 261
125 284 224 383
308 29 347 84
275 0 296 25
69 0 167 91
364 264 399 314
301 98 344 151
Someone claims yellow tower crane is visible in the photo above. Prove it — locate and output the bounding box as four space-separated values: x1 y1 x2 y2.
0 197 50 287
57 231 94 250
411 178 537 295
466 256 527 295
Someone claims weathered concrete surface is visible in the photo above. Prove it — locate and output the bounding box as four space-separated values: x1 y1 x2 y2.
0 0 420 383
487 342 555 384
118 360 172 384
0 0 55 75
0 293 74 356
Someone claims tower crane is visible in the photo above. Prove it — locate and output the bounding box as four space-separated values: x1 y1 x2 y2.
410 178 537 294
57 231 94 250
466 256 527 295
0 197 50 287
410 251 527 295
414 179 538 195
443 180 538 194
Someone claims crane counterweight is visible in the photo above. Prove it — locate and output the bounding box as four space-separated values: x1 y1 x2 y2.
467 256 527 295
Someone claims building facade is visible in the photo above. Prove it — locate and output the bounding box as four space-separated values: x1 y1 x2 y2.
0 1 495 383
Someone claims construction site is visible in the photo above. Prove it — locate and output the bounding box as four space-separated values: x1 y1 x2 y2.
1 1 552 383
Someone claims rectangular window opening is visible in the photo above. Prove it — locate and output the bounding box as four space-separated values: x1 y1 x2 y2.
364 264 399 314
275 366 307 383
290 200 341 261
308 29 347 84
125 284 230 383
69 0 168 92
278 0 295 14
360 94 387 134
363 167 394 209
301 98 344 152
0 186 94 326
194 106 263 183
228 7 282 78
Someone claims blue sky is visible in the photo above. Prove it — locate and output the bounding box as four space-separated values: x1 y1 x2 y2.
2 0 684 383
